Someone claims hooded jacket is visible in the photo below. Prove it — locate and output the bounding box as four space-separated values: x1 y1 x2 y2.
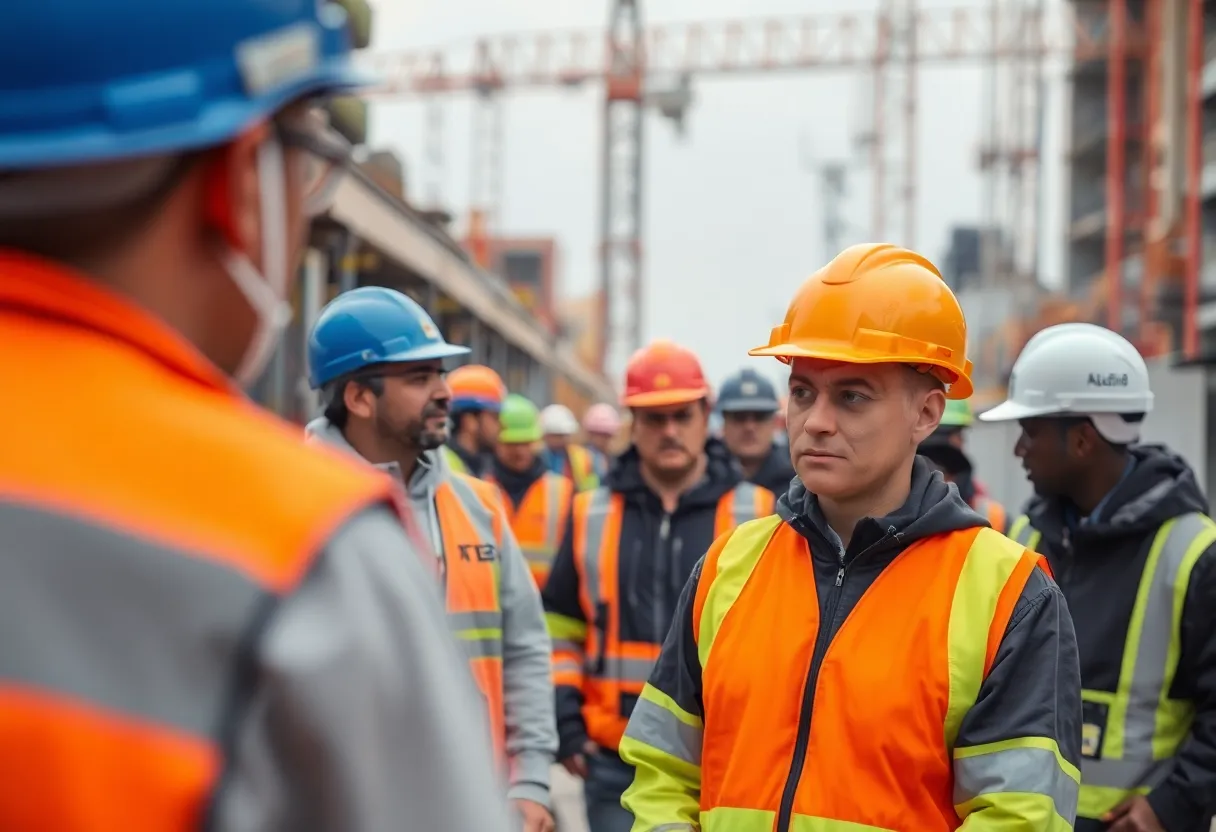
542 437 760 761
305 418 558 809
745 441 797 496
620 457 1083 828
1018 444 1216 831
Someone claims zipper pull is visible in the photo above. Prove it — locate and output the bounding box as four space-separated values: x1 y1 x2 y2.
835 566 845 587
659 514 671 541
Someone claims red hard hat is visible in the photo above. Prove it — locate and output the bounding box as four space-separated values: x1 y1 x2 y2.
621 339 711 408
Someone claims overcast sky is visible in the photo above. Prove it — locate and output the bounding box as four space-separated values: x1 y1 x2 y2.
366 0 1070 391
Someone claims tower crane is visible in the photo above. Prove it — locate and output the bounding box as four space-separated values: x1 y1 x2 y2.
363 3 1145 378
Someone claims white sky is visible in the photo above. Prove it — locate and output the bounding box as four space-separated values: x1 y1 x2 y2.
366 0 1071 391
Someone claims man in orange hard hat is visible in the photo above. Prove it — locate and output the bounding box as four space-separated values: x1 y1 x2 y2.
542 339 775 832
619 244 1084 831
445 364 508 478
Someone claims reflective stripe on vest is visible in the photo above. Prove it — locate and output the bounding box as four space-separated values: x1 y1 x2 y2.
567 444 599 492
442 444 471 476
1077 511 1216 820
497 473 573 589
0 252 397 829
1008 514 1043 550
574 482 773 750
675 518 1072 831
437 474 507 762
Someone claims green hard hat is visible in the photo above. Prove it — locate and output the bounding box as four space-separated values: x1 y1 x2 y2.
498 394 543 444
939 398 974 428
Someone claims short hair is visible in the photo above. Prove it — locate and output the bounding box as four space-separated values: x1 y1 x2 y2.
321 374 384 429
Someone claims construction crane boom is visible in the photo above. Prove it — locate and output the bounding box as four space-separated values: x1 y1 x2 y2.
363 3 1143 379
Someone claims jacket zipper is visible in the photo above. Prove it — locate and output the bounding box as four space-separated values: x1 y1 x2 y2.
653 513 672 643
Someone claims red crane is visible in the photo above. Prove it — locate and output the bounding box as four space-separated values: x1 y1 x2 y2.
363 2 1171 375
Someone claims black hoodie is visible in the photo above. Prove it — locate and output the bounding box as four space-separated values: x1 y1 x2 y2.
634 457 1083 829
542 437 761 761
1021 445 1216 832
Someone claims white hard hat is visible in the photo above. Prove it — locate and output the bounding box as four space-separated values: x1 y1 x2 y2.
540 404 580 436
978 323 1153 443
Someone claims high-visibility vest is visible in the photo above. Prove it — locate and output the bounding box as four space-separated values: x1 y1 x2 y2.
490 472 574 589
683 517 1063 831
0 252 399 830
435 474 510 763
442 444 472 476
571 480 774 751
973 495 1008 535
565 444 599 492
1009 511 1216 821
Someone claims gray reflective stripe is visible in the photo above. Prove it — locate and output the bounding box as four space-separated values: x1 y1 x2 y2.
519 545 553 565
552 638 584 655
954 746 1079 820
731 482 760 526
1081 757 1172 790
0 501 268 739
1008 515 1038 547
603 655 655 683
1089 511 1216 789
444 475 503 552
553 658 583 674
580 488 613 613
542 474 565 552
623 697 702 766
458 637 504 659
650 825 695 832
449 610 504 632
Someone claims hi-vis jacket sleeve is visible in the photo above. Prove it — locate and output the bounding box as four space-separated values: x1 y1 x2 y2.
212 505 513 832
541 513 592 761
496 507 560 808
953 566 1084 830
619 558 706 830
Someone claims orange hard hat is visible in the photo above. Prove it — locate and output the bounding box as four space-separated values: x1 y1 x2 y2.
749 243 974 399
447 364 508 413
621 339 711 408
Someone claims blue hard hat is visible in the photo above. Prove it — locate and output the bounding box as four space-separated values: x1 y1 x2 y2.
307 287 470 389
0 0 372 169
717 368 780 413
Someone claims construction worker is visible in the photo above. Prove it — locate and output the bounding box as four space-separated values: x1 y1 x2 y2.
979 322 1216 832
919 399 1010 533
445 363 508 478
306 287 558 832
490 394 576 589
619 244 1083 831
541 404 600 492
717 367 797 495
582 402 624 478
543 339 776 832
0 1 515 829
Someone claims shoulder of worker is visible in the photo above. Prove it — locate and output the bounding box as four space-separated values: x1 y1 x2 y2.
213 503 514 831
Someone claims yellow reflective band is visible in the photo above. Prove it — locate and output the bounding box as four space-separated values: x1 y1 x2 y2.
1077 783 1151 820
622 683 703 767
955 791 1074 832
454 628 503 659
702 806 776 831
546 612 588 642
696 515 782 669
953 736 1080 825
1007 515 1042 550
944 528 1027 750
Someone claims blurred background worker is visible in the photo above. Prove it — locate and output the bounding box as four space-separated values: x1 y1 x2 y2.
445 364 508 478
491 394 576 589
542 338 774 832
917 399 1009 533
717 367 796 495
0 0 515 829
581 403 624 479
980 322 1216 832
620 245 1081 831
541 404 600 492
306 288 558 832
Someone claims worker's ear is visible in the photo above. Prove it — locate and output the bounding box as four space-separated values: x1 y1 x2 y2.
1069 420 1103 459
344 379 379 420
911 388 946 445
201 123 270 259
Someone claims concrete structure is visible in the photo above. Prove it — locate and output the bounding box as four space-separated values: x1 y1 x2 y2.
250 166 615 423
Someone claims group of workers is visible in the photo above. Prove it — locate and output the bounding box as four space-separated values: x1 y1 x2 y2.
1 2 1215 831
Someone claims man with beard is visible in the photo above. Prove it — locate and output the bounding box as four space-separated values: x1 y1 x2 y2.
542 339 775 832
717 367 796 495
918 399 1010 533
980 322 1216 832
306 286 558 832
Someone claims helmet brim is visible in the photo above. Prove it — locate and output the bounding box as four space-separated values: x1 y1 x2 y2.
622 388 709 408
718 398 780 414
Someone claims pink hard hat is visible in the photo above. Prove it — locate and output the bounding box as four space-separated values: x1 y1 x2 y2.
582 402 622 435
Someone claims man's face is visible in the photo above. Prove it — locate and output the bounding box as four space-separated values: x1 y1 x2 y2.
587 432 614 454
787 358 944 502
631 400 709 479
1014 417 1089 497
495 441 536 473
544 434 569 454
721 411 776 461
349 360 451 452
